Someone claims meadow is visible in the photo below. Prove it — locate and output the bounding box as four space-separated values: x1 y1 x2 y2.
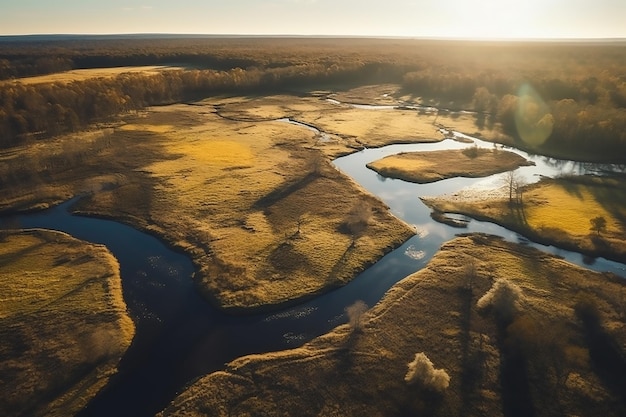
422 176 626 263
160 234 626 417
366 147 533 183
0 36 625 417
1 65 182 85
0 229 134 417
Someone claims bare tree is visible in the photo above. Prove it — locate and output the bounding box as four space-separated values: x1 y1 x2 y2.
513 175 527 206
502 170 525 206
345 300 368 332
341 202 373 244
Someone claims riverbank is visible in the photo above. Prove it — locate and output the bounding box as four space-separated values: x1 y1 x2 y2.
159 233 626 417
366 147 533 183
0 229 134 417
1 88 439 312
422 175 626 263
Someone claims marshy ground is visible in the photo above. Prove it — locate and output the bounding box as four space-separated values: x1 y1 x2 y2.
366 147 533 184
1 81 625 417
160 234 626 417
0 229 134 417
422 175 626 263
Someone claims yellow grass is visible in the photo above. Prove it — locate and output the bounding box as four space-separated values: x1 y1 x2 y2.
525 182 623 236
159 234 626 417
210 93 445 154
0 230 134 417
125 107 415 310
422 177 626 261
118 123 175 133
367 148 530 183
4 65 183 85
0 85 506 311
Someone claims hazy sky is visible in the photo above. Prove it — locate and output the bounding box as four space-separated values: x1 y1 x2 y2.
1 0 625 39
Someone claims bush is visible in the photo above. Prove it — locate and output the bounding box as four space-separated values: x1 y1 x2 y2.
345 300 368 332
477 278 524 323
404 352 450 392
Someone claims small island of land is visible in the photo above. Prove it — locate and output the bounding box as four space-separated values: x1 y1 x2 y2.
422 175 626 263
0 229 134 417
366 147 533 184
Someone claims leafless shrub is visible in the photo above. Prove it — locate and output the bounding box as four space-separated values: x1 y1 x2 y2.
345 300 368 332
404 352 450 392
477 278 524 322
340 202 373 242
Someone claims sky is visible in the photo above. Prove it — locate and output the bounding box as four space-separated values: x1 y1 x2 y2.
1 0 625 39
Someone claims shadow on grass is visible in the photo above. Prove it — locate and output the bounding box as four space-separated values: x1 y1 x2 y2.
576 302 626 412
560 175 626 232
253 171 320 210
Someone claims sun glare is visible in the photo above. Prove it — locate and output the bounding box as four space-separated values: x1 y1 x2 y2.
446 0 539 39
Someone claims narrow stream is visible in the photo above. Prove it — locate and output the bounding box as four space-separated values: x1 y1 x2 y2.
7 117 626 417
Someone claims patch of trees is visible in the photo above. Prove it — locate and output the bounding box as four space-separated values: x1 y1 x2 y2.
1 37 624 161
0 61 398 148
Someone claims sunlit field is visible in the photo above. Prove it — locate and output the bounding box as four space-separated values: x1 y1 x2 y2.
0 36 625 417
366 148 532 183
160 234 626 417
423 176 626 262
2 65 183 85
0 230 134 417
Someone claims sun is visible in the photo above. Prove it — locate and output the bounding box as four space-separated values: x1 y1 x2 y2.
445 0 542 39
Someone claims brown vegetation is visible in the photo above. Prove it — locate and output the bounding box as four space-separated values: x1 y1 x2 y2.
0 229 134 417
158 234 626 417
1 37 624 162
366 148 532 183
422 175 626 263
0 92 420 311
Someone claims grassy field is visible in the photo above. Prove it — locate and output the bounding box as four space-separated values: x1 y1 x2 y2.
2 85 467 311
0 229 134 417
2 65 183 85
158 234 626 417
422 176 626 262
366 148 532 183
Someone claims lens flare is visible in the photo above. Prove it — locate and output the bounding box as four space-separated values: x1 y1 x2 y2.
515 83 553 147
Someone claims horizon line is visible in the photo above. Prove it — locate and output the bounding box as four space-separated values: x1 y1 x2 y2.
0 33 625 43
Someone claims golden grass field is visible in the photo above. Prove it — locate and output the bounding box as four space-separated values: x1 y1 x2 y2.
3 85 466 311
2 80 626 416
159 234 626 417
1 83 620 312
3 65 183 85
422 176 626 262
0 229 134 417
366 148 532 183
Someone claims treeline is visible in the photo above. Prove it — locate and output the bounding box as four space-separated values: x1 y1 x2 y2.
1 37 625 161
398 43 626 161
0 36 420 79
0 61 400 148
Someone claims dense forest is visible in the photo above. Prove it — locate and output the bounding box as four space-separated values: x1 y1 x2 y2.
1 37 625 162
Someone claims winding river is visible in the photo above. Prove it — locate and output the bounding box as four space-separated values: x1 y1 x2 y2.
10 114 626 417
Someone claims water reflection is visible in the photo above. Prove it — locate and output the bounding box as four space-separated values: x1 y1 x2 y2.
5 119 625 417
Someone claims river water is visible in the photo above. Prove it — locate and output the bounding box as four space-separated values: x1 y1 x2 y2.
8 119 626 416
